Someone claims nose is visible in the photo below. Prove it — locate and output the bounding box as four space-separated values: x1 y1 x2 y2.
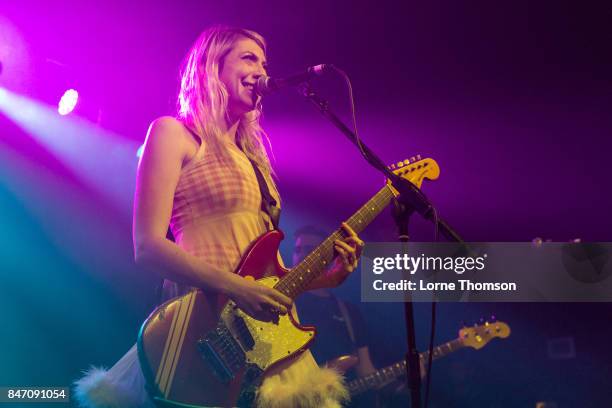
253 63 267 79
252 71 264 81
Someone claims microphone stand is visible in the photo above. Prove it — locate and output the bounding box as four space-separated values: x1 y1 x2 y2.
391 200 423 408
299 83 465 408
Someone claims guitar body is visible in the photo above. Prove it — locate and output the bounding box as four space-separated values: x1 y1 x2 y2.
137 231 316 407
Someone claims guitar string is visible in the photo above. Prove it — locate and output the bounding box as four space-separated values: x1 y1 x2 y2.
276 186 394 298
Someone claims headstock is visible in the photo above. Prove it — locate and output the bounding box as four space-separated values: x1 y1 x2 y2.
386 155 440 194
459 320 511 350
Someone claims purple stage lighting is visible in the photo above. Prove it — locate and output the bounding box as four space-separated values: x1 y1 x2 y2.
58 89 78 115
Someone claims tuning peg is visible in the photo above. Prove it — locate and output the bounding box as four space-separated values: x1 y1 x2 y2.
416 154 421 160
409 156 416 163
490 315 497 322
397 161 404 168
403 159 410 165
479 317 485 324
389 164 396 169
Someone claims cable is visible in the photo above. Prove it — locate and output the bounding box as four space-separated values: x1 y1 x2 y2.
330 65 369 161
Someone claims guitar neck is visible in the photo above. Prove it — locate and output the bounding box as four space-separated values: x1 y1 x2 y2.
421 338 464 362
347 338 465 395
275 185 395 299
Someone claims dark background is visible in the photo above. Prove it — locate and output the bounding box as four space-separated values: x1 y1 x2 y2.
1 1 611 406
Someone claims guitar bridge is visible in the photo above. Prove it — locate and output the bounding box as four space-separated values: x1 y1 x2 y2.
197 324 246 383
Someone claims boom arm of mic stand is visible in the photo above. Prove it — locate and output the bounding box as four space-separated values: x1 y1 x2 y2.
300 83 464 244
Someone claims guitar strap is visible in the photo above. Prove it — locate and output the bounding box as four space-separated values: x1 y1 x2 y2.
181 122 281 230
248 158 281 230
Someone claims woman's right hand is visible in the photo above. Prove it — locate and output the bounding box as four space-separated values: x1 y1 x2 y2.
227 275 293 322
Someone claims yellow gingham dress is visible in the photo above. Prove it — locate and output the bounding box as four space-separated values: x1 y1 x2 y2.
163 134 346 407
162 135 278 299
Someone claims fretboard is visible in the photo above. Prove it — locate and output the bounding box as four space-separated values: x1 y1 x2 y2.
347 338 464 395
274 185 395 299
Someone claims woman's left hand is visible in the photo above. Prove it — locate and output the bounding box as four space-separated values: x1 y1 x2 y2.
325 222 365 287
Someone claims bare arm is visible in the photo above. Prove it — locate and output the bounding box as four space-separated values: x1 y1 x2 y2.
133 117 291 319
133 117 233 291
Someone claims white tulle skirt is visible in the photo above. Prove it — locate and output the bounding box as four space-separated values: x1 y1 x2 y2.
74 344 347 408
73 343 155 408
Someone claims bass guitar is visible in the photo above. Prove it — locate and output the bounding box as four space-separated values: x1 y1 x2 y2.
328 320 511 396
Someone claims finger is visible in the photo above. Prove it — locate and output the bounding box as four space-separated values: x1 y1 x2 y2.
340 237 364 260
347 237 364 258
267 289 292 309
335 239 356 252
336 241 357 262
341 222 358 237
335 245 351 265
261 296 286 315
256 281 292 308
338 236 365 253
343 235 365 248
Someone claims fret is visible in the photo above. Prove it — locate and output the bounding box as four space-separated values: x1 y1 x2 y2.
275 185 395 299
394 361 406 377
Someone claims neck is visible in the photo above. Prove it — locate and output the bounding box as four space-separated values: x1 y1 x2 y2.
222 115 241 144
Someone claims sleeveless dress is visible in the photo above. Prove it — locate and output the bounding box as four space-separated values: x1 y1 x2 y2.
74 130 347 407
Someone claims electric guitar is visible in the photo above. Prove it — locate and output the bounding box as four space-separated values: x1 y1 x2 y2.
329 320 511 396
137 156 440 407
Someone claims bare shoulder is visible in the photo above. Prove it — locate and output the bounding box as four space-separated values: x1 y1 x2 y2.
144 116 197 163
147 116 189 145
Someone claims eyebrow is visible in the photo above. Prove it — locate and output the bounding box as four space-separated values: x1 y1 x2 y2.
243 51 267 67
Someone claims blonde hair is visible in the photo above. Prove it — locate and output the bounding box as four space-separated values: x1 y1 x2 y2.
177 25 277 182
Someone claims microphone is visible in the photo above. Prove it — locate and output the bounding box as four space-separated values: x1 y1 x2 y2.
255 64 330 95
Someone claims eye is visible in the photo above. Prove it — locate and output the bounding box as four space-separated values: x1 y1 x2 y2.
242 54 257 62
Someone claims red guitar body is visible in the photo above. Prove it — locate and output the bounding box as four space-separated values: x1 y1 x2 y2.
137 230 315 407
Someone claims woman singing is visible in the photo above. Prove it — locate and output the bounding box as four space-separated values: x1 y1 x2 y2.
75 25 363 407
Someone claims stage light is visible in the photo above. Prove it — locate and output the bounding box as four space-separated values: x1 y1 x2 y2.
136 143 144 158
58 89 78 115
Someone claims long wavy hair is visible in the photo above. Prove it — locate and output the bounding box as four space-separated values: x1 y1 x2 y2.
177 25 277 185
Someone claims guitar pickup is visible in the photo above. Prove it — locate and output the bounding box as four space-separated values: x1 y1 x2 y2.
232 316 255 351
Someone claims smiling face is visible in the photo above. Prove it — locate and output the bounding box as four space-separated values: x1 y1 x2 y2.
219 37 267 121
